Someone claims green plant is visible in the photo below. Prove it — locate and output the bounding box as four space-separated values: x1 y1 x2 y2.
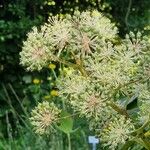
20 10 150 149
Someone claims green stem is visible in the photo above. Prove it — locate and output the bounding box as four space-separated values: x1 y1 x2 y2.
131 117 150 136
113 77 144 97
53 55 78 69
135 138 150 150
56 112 80 121
125 0 132 28
52 69 57 79
78 66 88 77
67 133 71 150
54 55 88 77
8 83 29 117
107 101 129 118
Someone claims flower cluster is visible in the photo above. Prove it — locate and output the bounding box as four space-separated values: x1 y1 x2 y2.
124 32 148 55
20 10 150 149
20 10 118 70
57 70 114 124
30 101 61 135
57 69 90 97
20 27 51 71
75 92 112 121
100 115 135 150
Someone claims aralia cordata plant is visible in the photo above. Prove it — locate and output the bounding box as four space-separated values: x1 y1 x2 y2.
20 10 150 150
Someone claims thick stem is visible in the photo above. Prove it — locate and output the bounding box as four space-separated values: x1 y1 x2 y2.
107 101 129 118
55 56 78 69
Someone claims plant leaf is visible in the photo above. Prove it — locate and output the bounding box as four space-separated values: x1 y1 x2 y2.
126 93 139 110
57 111 73 134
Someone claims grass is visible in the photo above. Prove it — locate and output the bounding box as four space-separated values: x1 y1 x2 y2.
0 83 91 150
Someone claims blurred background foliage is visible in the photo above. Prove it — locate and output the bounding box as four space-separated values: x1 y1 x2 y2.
0 0 149 149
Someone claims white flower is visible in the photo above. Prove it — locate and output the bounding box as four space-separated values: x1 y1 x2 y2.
48 16 72 54
101 115 135 150
30 101 61 135
75 92 109 121
73 10 118 39
57 69 89 97
85 55 130 88
20 27 51 71
124 32 149 55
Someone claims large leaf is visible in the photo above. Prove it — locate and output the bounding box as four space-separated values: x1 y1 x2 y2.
57 111 73 134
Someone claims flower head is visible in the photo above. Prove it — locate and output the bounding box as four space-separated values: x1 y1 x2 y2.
20 10 118 71
33 78 41 84
48 63 56 69
72 10 118 40
57 70 89 97
30 101 61 135
85 54 130 88
50 90 59 96
48 16 72 52
76 93 108 120
100 115 135 150
124 32 149 55
20 27 51 71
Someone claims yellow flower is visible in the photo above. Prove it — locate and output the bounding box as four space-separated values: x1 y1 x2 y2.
33 78 40 84
50 90 58 96
48 64 56 69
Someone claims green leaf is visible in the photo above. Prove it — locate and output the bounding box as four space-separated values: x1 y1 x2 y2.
126 93 139 110
57 111 73 134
